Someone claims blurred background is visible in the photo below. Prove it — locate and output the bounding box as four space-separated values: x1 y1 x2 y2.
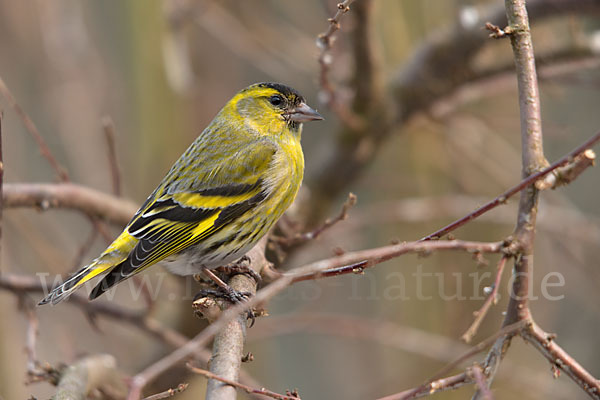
0 0 599 399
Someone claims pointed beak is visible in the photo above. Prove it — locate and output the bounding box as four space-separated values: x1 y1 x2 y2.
287 103 324 123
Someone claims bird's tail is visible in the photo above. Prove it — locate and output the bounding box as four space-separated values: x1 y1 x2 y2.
38 261 113 305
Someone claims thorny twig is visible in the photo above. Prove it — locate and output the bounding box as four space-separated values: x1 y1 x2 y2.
188 364 301 400
461 256 509 343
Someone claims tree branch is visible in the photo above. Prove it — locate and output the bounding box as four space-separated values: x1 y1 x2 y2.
52 354 126 400
307 0 600 223
3 182 137 226
189 364 300 400
420 130 600 241
204 239 265 400
521 322 600 399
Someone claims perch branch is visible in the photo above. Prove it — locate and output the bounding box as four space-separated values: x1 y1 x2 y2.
204 238 266 400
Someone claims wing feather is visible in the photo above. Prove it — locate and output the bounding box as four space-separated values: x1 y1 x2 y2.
88 141 276 299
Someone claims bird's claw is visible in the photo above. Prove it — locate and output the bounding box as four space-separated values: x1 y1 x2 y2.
193 287 256 327
215 256 262 284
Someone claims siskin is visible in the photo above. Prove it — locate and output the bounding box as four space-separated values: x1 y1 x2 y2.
39 82 322 305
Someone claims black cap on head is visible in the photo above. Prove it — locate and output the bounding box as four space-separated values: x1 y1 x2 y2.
256 82 305 104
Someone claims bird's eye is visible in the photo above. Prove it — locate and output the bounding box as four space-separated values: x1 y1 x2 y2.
269 95 283 107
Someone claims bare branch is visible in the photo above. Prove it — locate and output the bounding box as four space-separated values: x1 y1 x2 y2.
288 240 504 284
101 116 122 197
470 365 494 400
189 364 300 400
0 111 3 264
272 192 356 247
142 383 188 400
52 354 126 400
536 149 596 190
521 322 600 399
0 76 69 182
462 256 509 343
475 1 547 397
378 321 526 400
3 182 137 226
420 130 600 241
308 0 600 224
316 0 364 129
204 239 265 400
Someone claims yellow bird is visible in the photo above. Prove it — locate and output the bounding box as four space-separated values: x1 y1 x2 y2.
39 83 322 305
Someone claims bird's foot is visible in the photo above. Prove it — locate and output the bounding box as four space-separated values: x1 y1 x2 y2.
215 255 262 284
193 287 256 327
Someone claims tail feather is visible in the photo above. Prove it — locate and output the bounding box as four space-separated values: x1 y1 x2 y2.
38 263 112 305
88 261 129 300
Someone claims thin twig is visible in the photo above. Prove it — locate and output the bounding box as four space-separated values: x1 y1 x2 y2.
141 383 188 400
288 240 504 284
462 256 509 343
102 116 122 197
272 192 356 246
316 0 364 129
0 76 69 181
23 302 40 378
377 321 527 400
535 149 596 190
521 322 600 399
420 130 600 241
188 364 300 400
308 0 600 226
